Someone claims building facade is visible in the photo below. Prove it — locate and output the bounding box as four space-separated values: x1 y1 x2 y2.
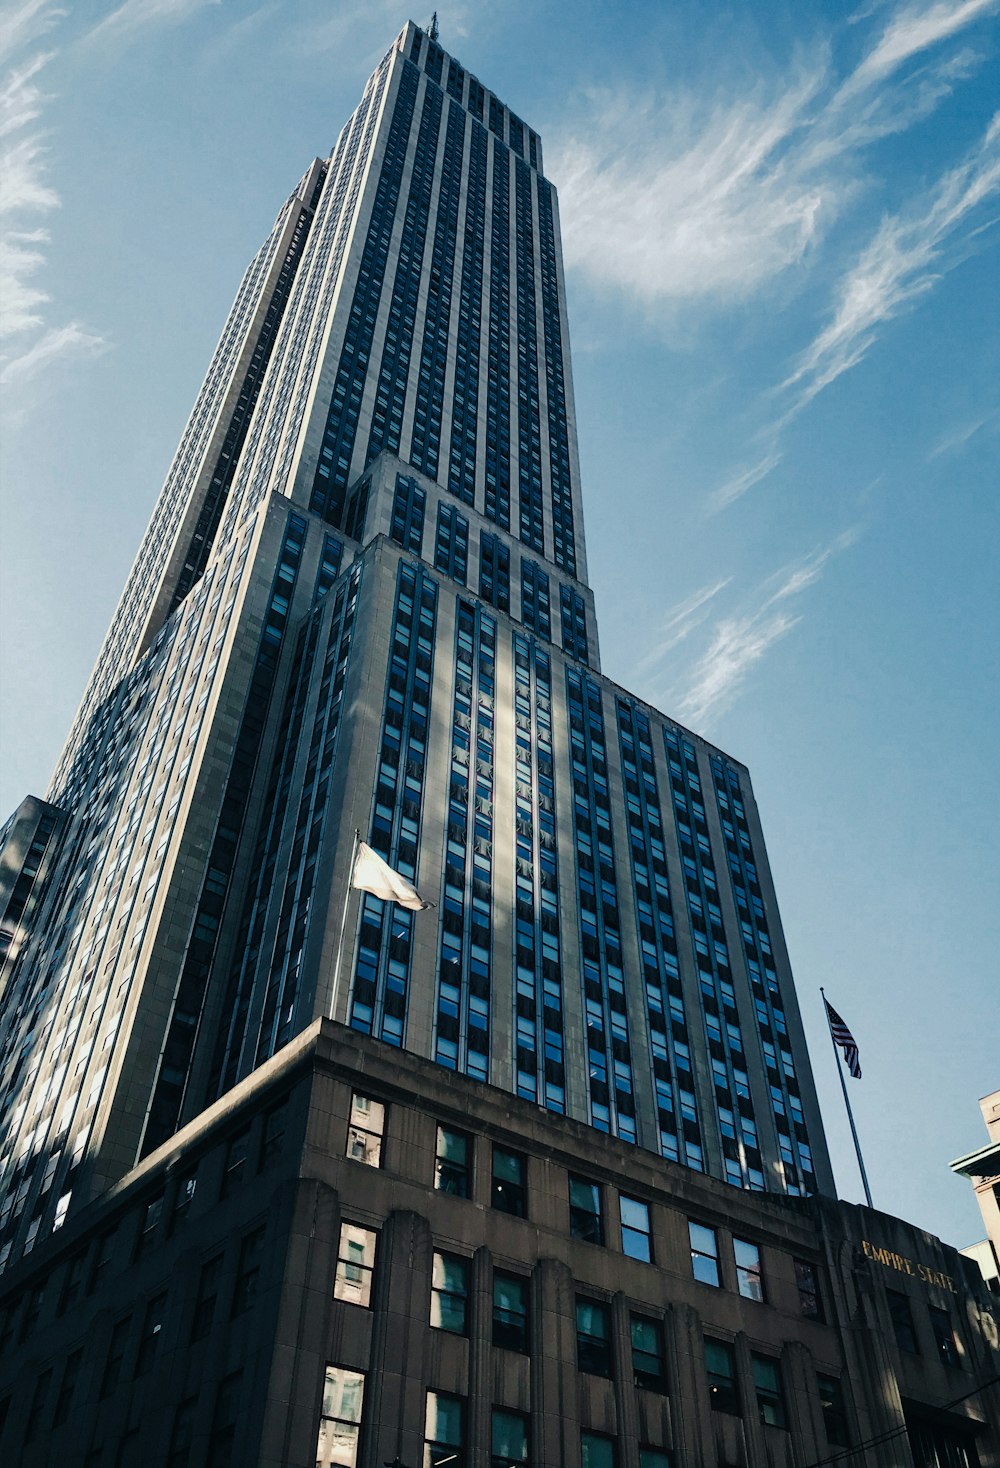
1 18 832 1284
953 1092 1000 1295
0 1023 997 1468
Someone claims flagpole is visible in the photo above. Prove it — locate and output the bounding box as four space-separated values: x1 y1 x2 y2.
821 986 873 1209
329 828 360 1022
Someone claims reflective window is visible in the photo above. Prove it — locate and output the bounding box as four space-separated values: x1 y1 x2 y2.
334 1223 377 1308
436 1126 471 1197
818 1374 850 1447
631 1315 667 1392
317 1366 365 1468
431 1253 469 1334
492 1408 529 1467
493 1272 529 1353
581 1432 614 1468
734 1238 763 1301
569 1176 603 1244
753 1355 786 1428
705 1339 739 1414
346 1094 385 1167
795 1258 823 1319
689 1222 720 1286
492 1147 527 1217
425 1391 465 1468
620 1195 652 1262
576 1298 612 1377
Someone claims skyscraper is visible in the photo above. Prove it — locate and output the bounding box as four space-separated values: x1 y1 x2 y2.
1 17 831 1276
4 25 1000 1468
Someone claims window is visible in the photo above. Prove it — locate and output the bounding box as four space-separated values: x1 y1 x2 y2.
569 1176 603 1244
930 1305 959 1366
221 1129 249 1197
705 1339 739 1414
436 1126 471 1196
208 1370 242 1468
576 1298 612 1377
492 1408 529 1467
167 1398 197 1468
316 1366 365 1468
261 1098 288 1166
191 1254 223 1342
231 1227 264 1316
24 1367 52 1443
334 1223 377 1307
752 1355 786 1427
639 1454 671 1468
172 1171 197 1229
53 1348 82 1426
58 1251 86 1314
734 1238 763 1301
425 1391 464 1468
795 1258 823 1319
135 1292 166 1376
493 1272 529 1352
620 1195 652 1261
888 1289 919 1354
347 1094 385 1167
492 1147 527 1216
431 1253 469 1334
581 1432 615 1468
631 1315 667 1391
817 1374 849 1447
136 1193 163 1256
100 1315 131 1397
689 1222 720 1286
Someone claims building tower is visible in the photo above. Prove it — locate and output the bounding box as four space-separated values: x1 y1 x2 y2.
0 19 833 1277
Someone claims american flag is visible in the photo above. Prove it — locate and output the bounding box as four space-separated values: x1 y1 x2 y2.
824 999 861 1078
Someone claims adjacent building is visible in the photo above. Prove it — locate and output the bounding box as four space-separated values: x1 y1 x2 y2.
952 1092 1000 1295
1 19 997 1468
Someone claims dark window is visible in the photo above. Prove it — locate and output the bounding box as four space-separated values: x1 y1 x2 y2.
135 1292 167 1376
334 1222 377 1308
492 1408 529 1467
817 1374 850 1447
795 1258 823 1319
53 1348 82 1426
632 1315 667 1391
639 1454 671 1468
576 1298 612 1377
752 1355 786 1427
888 1289 919 1354
431 1252 469 1334
221 1129 249 1197
493 1272 529 1352
436 1126 471 1196
260 1098 288 1166
620 1194 652 1261
930 1305 959 1367
425 1390 465 1468
24 1367 52 1442
167 1397 198 1468
100 1315 131 1397
58 1251 87 1314
492 1147 527 1217
569 1175 603 1244
689 1221 720 1286
232 1227 265 1316
207 1371 242 1468
735 1238 764 1301
705 1339 739 1414
191 1254 223 1342
90 1228 116 1292
171 1170 197 1229
136 1193 163 1257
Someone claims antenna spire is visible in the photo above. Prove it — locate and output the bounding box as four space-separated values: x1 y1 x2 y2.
429 11 439 42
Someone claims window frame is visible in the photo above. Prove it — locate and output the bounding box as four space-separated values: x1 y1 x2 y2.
435 1125 472 1198
734 1237 764 1301
620 1194 652 1262
752 1353 787 1428
346 1093 385 1168
576 1296 613 1378
493 1270 530 1354
491 1146 527 1217
334 1221 378 1308
689 1221 720 1287
631 1314 667 1392
705 1338 739 1415
569 1175 604 1245
431 1251 470 1336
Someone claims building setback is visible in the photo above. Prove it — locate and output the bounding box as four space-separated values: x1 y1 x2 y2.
1 19 997 1468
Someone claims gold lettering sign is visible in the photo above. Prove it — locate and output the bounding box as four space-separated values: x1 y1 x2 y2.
861 1239 956 1293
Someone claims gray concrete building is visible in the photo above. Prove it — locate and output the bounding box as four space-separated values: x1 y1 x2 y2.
1 18 995 1468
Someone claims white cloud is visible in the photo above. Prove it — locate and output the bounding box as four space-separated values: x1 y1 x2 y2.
632 577 732 680
664 533 858 728
707 447 783 512
86 0 220 46
0 0 60 67
783 111 1000 412
551 0 995 314
0 321 106 388
846 0 1000 92
928 406 999 456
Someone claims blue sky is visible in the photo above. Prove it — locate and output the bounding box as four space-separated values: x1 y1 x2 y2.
1 0 997 1250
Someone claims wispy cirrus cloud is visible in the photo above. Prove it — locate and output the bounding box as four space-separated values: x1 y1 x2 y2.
643 534 863 728
928 404 999 456
632 577 732 682
0 2 106 398
782 110 1000 413
707 447 784 513
844 0 999 92
85 0 220 47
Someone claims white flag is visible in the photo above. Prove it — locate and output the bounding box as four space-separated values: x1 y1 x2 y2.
352 841 433 911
